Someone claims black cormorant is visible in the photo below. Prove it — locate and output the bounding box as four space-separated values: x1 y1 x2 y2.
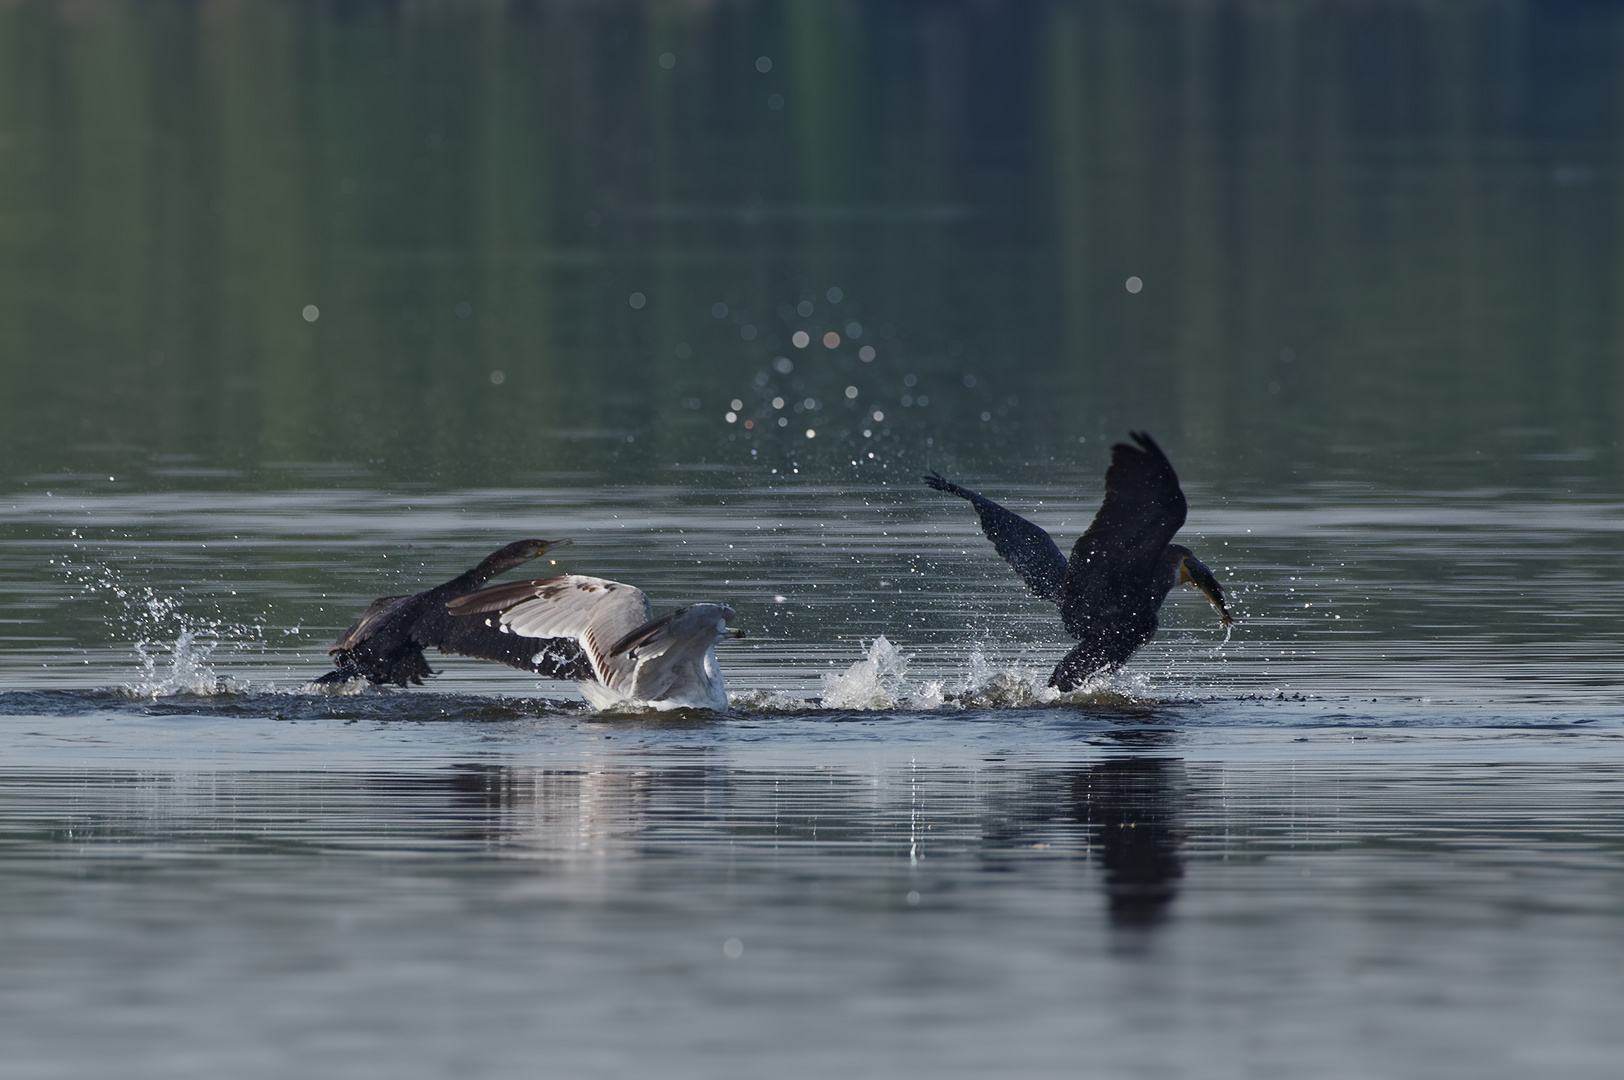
924 432 1233 690
316 538 575 687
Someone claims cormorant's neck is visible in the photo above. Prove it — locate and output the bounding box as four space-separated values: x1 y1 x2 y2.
471 552 524 583
1154 544 1189 600
465 541 541 587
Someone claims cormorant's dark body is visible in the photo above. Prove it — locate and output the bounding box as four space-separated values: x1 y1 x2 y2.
924 432 1232 690
317 539 590 686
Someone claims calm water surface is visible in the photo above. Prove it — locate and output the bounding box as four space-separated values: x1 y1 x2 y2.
3 3 1624 1078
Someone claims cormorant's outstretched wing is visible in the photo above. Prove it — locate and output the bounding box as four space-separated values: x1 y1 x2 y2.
443 575 654 685
329 595 411 654
1060 432 1187 628
319 594 434 685
316 538 568 686
923 471 1068 603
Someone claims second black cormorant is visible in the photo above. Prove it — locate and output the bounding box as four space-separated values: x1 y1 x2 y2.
924 432 1234 690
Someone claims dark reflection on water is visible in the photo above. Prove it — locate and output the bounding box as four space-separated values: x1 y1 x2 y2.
1073 758 1186 930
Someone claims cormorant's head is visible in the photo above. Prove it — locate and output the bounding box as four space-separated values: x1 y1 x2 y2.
1170 546 1235 626
521 537 571 561
494 537 571 565
473 538 573 582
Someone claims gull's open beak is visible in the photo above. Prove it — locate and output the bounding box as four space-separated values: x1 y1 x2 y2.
1180 554 1235 627
726 627 746 639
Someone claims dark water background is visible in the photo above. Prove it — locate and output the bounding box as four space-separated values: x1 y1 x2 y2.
2 3 1624 1077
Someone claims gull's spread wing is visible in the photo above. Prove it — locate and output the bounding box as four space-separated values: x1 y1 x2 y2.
442 575 654 684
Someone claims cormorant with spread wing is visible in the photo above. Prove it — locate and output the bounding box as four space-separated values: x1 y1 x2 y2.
924 432 1234 690
316 538 575 687
315 539 742 710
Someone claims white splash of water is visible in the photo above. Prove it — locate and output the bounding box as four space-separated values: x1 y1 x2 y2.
950 645 1061 707
127 629 247 698
820 635 944 710
307 675 369 696
946 644 1162 707
727 636 1169 713
63 561 257 698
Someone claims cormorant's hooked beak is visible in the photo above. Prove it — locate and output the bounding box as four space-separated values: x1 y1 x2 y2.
535 537 572 564
1179 554 1235 626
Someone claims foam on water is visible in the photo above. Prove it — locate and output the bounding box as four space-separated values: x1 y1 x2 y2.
810 636 1156 711
725 688 809 712
305 674 371 696
946 644 1060 707
724 637 1175 714
819 635 945 710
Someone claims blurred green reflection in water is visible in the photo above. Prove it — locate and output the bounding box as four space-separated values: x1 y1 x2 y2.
0 1 1620 493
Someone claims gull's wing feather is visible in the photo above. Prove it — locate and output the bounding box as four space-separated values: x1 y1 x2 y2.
425 614 594 680
444 575 653 684
923 471 1067 603
609 611 676 657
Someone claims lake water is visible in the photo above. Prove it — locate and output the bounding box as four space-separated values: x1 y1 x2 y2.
3 3 1624 1077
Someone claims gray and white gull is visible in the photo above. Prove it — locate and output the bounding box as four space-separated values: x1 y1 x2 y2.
444 574 741 711
316 540 741 711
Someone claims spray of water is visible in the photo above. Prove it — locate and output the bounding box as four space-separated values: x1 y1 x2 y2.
727 635 1167 713
820 635 943 710
61 561 259 698
950 644 1062 707
129 629 248 697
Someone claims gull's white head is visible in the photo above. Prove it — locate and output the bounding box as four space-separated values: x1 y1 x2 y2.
667 603 742 644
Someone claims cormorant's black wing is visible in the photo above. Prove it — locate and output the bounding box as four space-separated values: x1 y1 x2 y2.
329 595 413 653
319 593 434 686
923 471 1067 603
315 539 564 686
1061 432 1188 626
